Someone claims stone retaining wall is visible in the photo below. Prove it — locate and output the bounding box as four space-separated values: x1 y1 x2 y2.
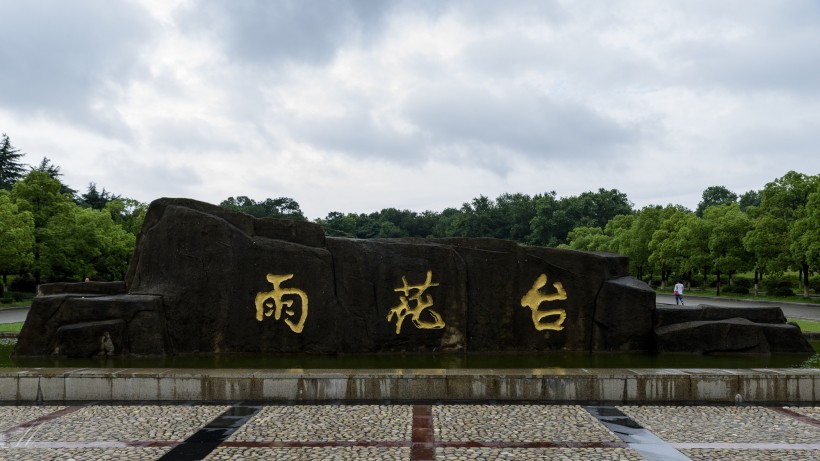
1 368 818 403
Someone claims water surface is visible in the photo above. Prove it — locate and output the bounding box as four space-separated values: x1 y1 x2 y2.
2 339 817 369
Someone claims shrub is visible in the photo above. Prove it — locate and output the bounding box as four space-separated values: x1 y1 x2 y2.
733 278 753 288
731 286 749 294
762 278 794 293
9 291 34 302
9 278 36 293
773 286 795 297
0 298 12 304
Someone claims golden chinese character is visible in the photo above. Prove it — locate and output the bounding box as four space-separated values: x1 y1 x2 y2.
254 273 308 333
520 273 568 331
386 270 445 334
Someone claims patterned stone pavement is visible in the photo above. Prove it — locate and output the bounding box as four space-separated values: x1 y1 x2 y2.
0 403 817 460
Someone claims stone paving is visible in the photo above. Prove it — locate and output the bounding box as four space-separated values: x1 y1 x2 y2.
0 403 816 460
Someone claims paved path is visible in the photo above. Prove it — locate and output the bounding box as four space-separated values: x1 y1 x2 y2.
0 402 818 460
0 307 28 325
656 294 820 321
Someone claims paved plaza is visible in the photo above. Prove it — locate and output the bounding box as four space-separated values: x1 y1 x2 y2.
0 402 818 460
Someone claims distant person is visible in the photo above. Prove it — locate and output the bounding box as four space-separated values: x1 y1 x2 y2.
674 281 685 306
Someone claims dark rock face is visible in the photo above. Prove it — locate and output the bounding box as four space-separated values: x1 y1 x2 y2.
593 277 656 351
654 305 813 353
14 198 811 358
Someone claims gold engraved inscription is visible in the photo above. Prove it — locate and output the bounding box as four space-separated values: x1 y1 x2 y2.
386 270 445 334
254 273 308 333
520 273 568 331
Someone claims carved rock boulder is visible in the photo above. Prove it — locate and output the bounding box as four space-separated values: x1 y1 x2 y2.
15 198 658 357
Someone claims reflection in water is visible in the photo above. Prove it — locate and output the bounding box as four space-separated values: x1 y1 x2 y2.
1 338 817 369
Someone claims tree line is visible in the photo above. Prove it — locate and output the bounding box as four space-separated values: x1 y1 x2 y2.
2 132 818 297
560 172 820 297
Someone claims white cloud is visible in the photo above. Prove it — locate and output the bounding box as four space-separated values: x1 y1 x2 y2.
1 0 819 218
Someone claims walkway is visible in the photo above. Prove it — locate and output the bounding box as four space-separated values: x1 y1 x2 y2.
1 402 819 460
656 294 820 321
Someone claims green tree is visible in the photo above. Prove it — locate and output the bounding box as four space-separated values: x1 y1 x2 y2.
622 206 674 281
703 203 753 295
738 189 761 211
603 214 635 255
755 171 820 292
648 209 692 288
0 133 26 190
80 182 119 210
673 212 710 288
528 191 560 246
0 191 35 293
695 185 737 217
105 198 147 236
494 193 536 242
31 157 77 197
788 181 820 297
10 171 75 283
742 210 789 291
220 196 306 221
562 226 609 251
41 206 135 281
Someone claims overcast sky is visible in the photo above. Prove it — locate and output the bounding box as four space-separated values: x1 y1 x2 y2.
1 0 819 219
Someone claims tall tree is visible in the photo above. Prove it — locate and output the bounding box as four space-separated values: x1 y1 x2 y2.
41 206 135 281
695 185 738 217
0 191 35 293
0 133 26 190
788 180 820 297
80 182 119 210
756 171 820 292
562 226 609 251
10 171 75 284
30 157 77 197
648 209 693 288
704 203 753 294
738 189 761 211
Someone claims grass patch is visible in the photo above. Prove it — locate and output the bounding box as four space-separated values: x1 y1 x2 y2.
789 319 820 332
0 322 23 333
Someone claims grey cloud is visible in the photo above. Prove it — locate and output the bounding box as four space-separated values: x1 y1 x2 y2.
0 0 153 134
403 85 635 164
292 105 425 162
660 3 820 93
185 0 395 66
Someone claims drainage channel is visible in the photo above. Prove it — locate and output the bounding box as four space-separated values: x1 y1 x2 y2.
585 405 691 461
157 403 262 461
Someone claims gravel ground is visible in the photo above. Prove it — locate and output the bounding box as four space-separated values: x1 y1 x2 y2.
434 405 620 443
618 405 820 444
0 404 818 460
227 404 413 442
15 405 228 442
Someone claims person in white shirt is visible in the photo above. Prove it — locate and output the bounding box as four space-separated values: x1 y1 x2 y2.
673 281 685 306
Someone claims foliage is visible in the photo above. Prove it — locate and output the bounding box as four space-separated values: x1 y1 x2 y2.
695 185 737 217
79 182 119 210
30 157 77 196
0 134 26 190
562 226 609 251
0 191 35 290
220 196 307 221
41 206 135 280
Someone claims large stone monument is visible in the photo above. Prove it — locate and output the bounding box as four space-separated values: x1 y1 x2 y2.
13 198 813 358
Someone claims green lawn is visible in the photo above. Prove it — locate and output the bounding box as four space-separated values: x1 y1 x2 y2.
0 322 23 332
789 319 820 332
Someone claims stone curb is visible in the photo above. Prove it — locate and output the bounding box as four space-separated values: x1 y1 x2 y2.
1 368 818 404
